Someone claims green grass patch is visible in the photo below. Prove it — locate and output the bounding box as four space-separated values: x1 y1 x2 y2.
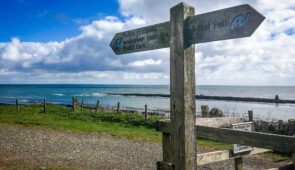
0 104 232 149
0 104 161 142
1 104 292 163
262 151 292 163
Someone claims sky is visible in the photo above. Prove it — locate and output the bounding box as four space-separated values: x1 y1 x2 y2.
0 0 294 85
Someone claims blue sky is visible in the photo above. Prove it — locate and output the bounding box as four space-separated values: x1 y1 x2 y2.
0 0 295 85
0 0 119 42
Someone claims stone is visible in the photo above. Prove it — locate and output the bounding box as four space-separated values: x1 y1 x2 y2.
275 95 279 103
209 108 224 117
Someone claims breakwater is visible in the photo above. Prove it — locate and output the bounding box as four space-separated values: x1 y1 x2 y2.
107 93 295 104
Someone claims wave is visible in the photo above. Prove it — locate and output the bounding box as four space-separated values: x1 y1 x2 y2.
73 93 106 97
54 94 64 96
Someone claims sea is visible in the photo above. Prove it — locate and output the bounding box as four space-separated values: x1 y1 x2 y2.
0 84 294 121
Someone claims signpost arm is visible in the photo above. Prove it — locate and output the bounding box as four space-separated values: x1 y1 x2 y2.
170 3 196 170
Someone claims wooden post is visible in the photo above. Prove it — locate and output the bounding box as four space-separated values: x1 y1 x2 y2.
81 98 84 112
201 105 209 117
43 99 46 113
75 98 79 107
234 157 243 170
16 98 19 111
145 104 148 120
117 102 120 114
292 153 295 169
72 97 76 112
170 3 196 170
96 100 100 113
248 110 253 122
163 133 171 162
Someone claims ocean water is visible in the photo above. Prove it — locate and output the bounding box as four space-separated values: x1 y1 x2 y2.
0 84 294 121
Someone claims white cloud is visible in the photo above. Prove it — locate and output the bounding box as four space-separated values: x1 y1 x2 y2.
0 0 295 85
127 59 161 67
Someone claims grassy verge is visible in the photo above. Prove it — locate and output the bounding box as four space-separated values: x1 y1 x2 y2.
0 104 291 162
0 104 161 142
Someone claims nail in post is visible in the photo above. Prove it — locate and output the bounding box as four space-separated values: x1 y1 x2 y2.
145 104 148 120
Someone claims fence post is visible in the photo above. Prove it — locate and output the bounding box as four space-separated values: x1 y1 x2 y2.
248 110 253 122
75 98 79 107
292 153 295 169
145 105 148 120
96 100 100 113
81 98 84 112
201 105 209 117
234 157 243 170
44 99 46 113
72 97 76 112
16 98 19 111
117 102 120 114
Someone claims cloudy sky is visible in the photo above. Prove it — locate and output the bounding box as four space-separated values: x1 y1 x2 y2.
0 0 294 85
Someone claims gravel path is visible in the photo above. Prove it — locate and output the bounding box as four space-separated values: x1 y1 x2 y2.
0 124 289 169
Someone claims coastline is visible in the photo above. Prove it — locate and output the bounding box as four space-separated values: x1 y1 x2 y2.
107 93 295 104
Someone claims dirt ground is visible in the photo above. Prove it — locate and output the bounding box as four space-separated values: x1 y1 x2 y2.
0 124 290 170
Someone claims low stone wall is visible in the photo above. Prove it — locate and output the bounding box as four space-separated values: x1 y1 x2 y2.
253 119 295 136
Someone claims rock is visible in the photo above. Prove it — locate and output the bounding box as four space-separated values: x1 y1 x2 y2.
277 120 285 135
209 108 224 117
260 121 269 133
275 95 279 103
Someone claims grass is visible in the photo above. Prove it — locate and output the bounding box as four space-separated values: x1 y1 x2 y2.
0 104 161 142
263 152 292 163
0 104 291 162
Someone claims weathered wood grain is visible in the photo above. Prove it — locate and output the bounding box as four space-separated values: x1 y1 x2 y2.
196 125 295 153
156 120 295 152
110 5 264 55
185 4 265 45
248 110 253 121
201 105 209 117
197 148 270 165
162 132 171 162
110 22 170 55
196 117 244 127
170 2 196 170
234 157 243 170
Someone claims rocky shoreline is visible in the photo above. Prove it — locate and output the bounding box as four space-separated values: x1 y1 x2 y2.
106 93 295 104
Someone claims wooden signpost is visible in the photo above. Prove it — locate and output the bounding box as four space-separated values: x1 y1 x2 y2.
110 2 264 170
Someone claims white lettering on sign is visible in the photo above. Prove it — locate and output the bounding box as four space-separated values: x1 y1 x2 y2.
232 122 253 154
